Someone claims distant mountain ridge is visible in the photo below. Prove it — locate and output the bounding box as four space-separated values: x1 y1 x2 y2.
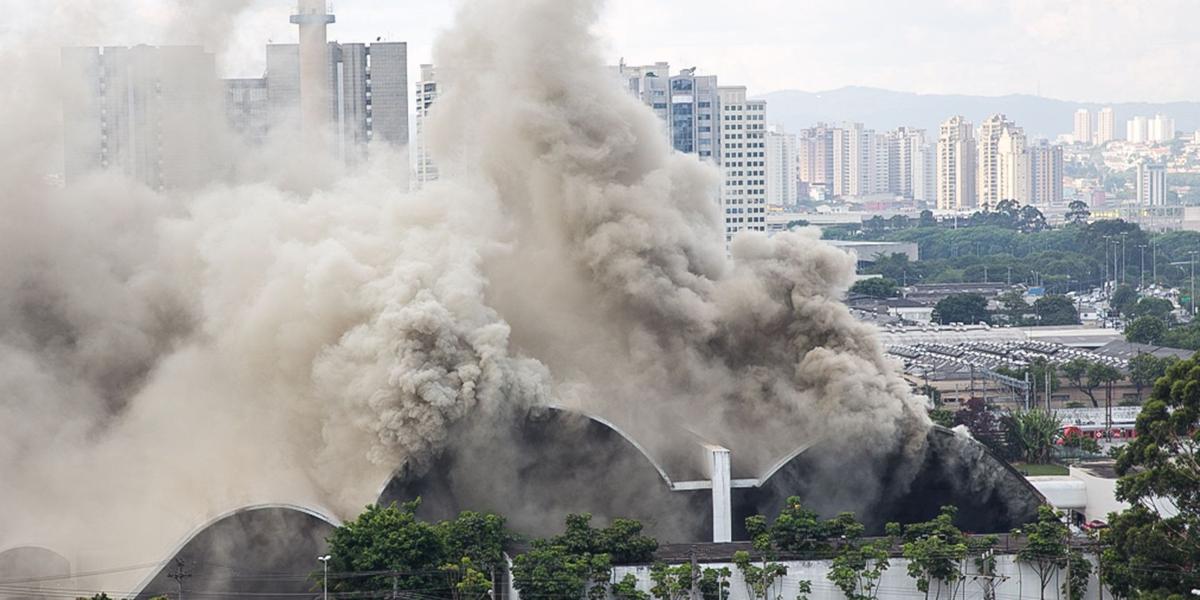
759 86 1200 139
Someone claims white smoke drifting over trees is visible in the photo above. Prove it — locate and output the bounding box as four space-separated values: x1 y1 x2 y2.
0 0 930 574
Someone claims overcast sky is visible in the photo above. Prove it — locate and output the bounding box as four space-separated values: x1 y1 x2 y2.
8 0 1200 103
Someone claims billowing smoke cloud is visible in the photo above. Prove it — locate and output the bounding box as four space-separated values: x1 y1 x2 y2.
0 0 931 583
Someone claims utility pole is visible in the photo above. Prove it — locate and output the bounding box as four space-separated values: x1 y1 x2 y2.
167 558 192 600
689 546 701 600
1191 251 1198 317
1103 236 1112 291
1152 241 1158 286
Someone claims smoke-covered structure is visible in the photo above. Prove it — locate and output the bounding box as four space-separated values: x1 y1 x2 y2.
0 0 1040 596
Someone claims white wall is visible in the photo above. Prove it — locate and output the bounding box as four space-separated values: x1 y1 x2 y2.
601 555 1105 600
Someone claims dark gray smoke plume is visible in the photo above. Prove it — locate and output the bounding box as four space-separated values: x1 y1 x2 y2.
0 0 931 586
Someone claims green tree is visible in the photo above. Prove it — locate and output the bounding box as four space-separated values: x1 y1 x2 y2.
1014 506 1072 600
892 507 991 600
995 289 1031 325
1019 205 1049 233
1111 284 1139 317
850 277 900 298
732 550 789 600
1033 294 1081 325
932 293 990 325
1060 358 1122 408
614 573 650 600
827 516 890 600
1125 315 1168 345
324 501 451 596
1128 353 1177 400
928 408 954 428
1163 320 1200 351
919 209 937 227
512 514 658 600
1130 297 1176 321
1005 409 1062 463
1062 550 1093 600
1103 353 1200 597
1065 200 1091 224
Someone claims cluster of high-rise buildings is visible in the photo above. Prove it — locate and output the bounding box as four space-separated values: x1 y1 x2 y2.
779 116 1064 212
62 0 409 191
611 61 768 242
932 114 1064 210
791 123 933 203
1074 107 1176 145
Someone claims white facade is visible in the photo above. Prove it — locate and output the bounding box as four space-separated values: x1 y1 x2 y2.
613 61 671 124
997 125 1029 205
1097 107 1115 144
764 127 798 206
1149 114 1176 143
832 122 884 198
61 45 223 189
977 114 1025 206
1137 161 1167 206
414 63 439 187
594 555 1108 600
1127 116 1148 144
264 40 408 162
885 127 931 201
1073 108 1093 144
1029 142 1064 206
718 87 768 241
937 116 977 210
797 123 835 187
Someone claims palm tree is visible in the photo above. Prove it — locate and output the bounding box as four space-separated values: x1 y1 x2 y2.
1005 409 1063 464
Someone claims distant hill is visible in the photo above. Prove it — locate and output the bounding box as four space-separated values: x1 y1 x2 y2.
758 86 1200 139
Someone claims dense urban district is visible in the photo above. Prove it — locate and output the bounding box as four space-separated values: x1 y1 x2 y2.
20 3 1200 599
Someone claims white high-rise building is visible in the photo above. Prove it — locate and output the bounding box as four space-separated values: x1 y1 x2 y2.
1137 162 1167 206
886 127 930 201
1097 107 1115 144
614 61 671 124
764 127 798 206
414 64 439 187
1073 108 1093 145
1028 142 1064 206
977 114 1025 206
832 122 883 197
1127 116 1149 144
1149 115 1176 143
61 45 224 190
997 126 1029 205
264 40 409 161
797 123 835 188
718 86 768 241
937 116 976 210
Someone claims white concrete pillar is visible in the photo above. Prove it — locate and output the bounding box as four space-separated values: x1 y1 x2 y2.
707 445 732 543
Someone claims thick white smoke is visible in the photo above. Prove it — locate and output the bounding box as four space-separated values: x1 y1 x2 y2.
0 0 931 579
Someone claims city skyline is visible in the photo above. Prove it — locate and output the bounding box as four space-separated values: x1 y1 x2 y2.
10 0 1200 104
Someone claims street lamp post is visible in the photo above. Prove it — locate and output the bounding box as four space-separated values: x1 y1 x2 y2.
319 555 332 600
1138 244 1147 290
1113 230 1123 284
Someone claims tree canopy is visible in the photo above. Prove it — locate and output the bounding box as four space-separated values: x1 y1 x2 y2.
1104 353 1200 597
933 293 990 325
1126 315 1169 345
850 277 900 299
323 501 512 598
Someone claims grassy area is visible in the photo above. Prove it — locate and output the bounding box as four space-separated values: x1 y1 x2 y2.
1012 463 1069 476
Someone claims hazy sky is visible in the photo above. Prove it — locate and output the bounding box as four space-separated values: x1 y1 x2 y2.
8 0 1200 102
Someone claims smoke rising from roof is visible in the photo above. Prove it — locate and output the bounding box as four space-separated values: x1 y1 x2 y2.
0 0 931 576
